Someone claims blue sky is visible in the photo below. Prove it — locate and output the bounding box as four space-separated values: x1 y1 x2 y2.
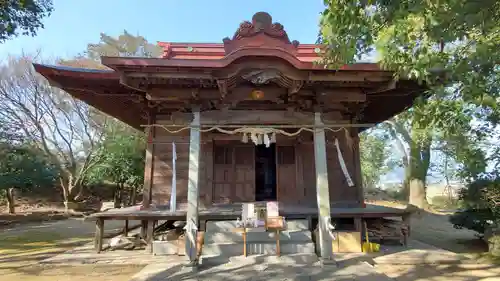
0 0 431 185
0 0 325 59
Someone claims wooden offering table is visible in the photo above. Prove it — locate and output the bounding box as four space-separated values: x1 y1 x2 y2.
232 216 285 257
232 227 248 257
266 216 286 257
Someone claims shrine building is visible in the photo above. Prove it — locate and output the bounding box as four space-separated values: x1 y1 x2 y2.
34 12 424 262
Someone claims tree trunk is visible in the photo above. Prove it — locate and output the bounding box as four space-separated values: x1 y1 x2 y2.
118 186 123 207
406 129 431 209
131 186 137 205
60 177 74 213
489 235 500 257
409 178 427 209
113 184 122 208
74 184 85 201
6 188 15 214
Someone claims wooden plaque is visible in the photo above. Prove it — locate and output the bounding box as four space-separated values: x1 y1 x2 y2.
266 216 284 230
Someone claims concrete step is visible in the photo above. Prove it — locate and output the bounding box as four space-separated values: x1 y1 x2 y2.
204 230 312 244
201 242 315 256
200 253 319 266
206 219 309 232
152 240 177 256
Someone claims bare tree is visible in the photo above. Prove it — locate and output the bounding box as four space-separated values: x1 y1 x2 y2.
0 54 107 209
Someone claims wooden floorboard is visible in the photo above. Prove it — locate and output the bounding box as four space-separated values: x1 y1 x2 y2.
85 203 410 221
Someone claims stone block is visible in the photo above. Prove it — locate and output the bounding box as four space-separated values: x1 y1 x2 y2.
152 241 178 255
205 219 309 232
201 242 315 256
204 230 312 244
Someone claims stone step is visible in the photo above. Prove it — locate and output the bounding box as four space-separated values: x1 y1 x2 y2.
204 230 312 244
205 219 309 232
201 242 316 256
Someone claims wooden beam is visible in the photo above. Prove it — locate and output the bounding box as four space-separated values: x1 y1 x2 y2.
128 72 213 79
309 71 392 82
368 79 397 94
317 89 366 103
313 112 333 261
147 88 220 101
157 110 348 125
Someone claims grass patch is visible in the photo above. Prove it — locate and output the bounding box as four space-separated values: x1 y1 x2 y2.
471 252 500 265
0 265 143 281
0 230 91 269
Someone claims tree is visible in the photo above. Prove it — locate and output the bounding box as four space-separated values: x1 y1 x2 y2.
86 122 145 207
0 119 58 213
60 31 156 204
0 143 58 213
319 0 499 208
379 100 486 207
0 55 107 209
85 30 162 60
0 0 54 43
359 129 393 190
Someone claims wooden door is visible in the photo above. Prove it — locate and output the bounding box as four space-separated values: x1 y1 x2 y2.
233 145 255 202
213 145 233 203
276 145 298 204
212 143 255 203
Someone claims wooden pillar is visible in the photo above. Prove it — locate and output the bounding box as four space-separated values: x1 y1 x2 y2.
314 112 333 260
94 218 104 253
185 110 201 264
140 220 147 238
145 219 155 253
352 129 364 206
142 113 155 208
124 220 129 236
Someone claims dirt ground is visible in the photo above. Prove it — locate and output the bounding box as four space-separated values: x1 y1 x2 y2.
0 203 498 281
0 218 143 281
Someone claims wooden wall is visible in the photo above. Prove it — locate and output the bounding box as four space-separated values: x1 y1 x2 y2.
144 128 363 207
147 128 213 207
295 130 361 207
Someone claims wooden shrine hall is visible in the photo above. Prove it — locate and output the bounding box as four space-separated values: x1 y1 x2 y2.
34 12 426 262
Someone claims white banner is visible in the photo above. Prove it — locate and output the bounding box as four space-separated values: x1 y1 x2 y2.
170 142 177 212
335 138 355 187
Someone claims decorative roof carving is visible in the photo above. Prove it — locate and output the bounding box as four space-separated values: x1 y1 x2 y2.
222 12 300 54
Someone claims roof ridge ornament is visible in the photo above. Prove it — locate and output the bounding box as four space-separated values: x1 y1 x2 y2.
222 12 300 54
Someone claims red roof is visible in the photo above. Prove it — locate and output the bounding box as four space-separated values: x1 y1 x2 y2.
32 12 427 131
157 42 324 62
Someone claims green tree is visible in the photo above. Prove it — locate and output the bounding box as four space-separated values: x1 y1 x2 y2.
85 30 162 60
0 55 108 209
0 118 58 213
319 0 498 208
86 122 145 207
0 0 54 42
360 129 393 191
65 31 157 204
0 144 58 213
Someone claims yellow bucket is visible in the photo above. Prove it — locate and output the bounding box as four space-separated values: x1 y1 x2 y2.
362 242 380 252
362 221 380 253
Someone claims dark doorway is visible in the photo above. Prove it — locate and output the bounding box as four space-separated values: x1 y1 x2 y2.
255 143 277 201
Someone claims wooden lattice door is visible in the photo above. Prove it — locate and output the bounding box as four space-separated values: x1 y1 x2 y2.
233 145 255 202
212 143 255 203
276 145 299 204
213 145 233 203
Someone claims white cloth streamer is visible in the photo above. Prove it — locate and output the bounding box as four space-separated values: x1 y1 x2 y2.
170 142 177 212
335 138 355 187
